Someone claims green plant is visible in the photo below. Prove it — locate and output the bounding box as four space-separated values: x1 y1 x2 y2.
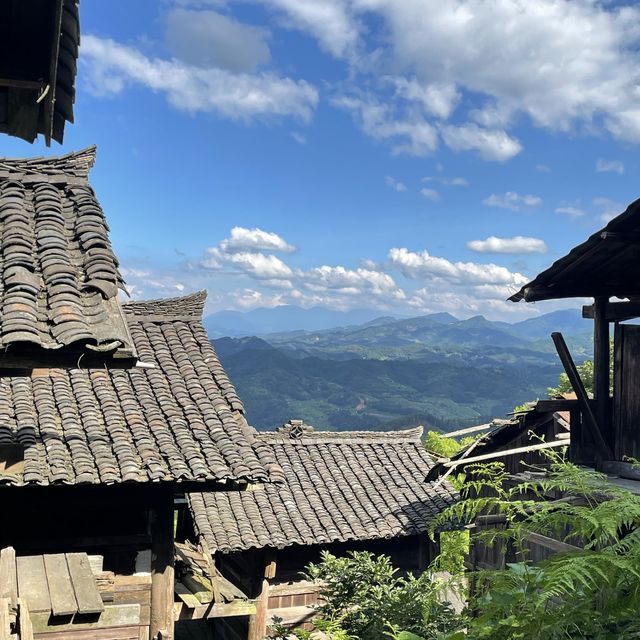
305 551 461 640
431 450 640 639
425 430 477 458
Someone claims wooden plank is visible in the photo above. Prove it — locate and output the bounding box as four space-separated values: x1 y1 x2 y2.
523 531 582 554
175 583 201 609
0 548 17 607
17 598 33 640
442 439 567 468
551 332 613 460
181 575 213 604
16 556 51 614
30 605 140 634
34 627 140 640
266 605 316 627
174 600 257 621
43 554 77 617
268 582 322 598
593 297 611 444
248 551 276 640
0 598 10 640
66 553 104 615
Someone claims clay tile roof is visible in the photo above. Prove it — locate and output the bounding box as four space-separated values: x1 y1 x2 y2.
0 0 80 145
0 147 137 366
0 292 279 487
188 423 458 553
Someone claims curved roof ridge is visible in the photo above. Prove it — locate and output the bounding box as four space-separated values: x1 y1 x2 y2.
259 425 424 443
123 290 208 320
0 146 97 178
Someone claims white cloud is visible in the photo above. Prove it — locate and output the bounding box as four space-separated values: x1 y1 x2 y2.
422 176 468 187
165 9 270 72
388 247 528 287
596 158 624 174
440 123 522 161
264 0 359 58
347 0 640 145
219 226 296 253
555 205 586 218
299 265 403 296
483 192 541 211
203 249 293 279
419 187 439 201
467 236 548 254
385 175 407 192
389 77 459 119
81 35 318 122
536 164 551 172
332 95 438 156
594 197 624 223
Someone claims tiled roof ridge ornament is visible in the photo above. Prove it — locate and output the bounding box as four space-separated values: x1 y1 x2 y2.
0 146 97 180
123 290 208 320
277 419 314 439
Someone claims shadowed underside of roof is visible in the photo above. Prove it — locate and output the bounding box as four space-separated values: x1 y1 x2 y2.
510 197 640 302
0 0 79 145
0 147 136 365
188 424 458 553
0 292 280 487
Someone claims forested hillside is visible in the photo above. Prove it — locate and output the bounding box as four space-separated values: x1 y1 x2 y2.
212 308 590 431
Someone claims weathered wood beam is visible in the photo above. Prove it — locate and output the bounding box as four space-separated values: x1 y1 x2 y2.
551 332 613 460
583 300 640 322
522 531 582 553
593 297 611 445
150 490 175 640
174 599 257 620
248 551 276 640
443 423 494 438
535 399 591 412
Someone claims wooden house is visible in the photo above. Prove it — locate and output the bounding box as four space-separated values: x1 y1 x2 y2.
0 147 139 370
183 422 458 639
0 0 79 145
0 291 279 640
510 195 640 475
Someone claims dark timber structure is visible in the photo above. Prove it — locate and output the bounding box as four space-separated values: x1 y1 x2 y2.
184 422 458 639
0 147 139 370
0 0 79 145
0 291 279 640
510 195 640 472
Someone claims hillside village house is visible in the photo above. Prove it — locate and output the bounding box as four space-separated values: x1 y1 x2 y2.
183 423 458 639
1 0 79 145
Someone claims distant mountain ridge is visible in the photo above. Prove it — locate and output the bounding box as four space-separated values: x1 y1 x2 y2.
211 306 592 433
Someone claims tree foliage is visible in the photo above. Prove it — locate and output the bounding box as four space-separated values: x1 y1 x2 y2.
298 452 640 640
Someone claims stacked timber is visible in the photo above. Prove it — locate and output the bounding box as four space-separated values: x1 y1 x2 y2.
0 547 149 640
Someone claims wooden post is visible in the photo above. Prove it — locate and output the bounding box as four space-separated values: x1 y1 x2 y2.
551 332 613 461
248 550 276 640
150 489 175 640
593 297 611 446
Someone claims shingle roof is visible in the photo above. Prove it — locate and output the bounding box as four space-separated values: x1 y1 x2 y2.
0 0 80 145
0 291 279 487
188 423 458 553
509 196 640 302
0 147 136 366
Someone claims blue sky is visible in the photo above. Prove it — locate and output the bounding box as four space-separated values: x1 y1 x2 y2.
2 0 640 319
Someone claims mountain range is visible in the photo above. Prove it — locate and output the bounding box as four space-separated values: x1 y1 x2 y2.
210 306 592 432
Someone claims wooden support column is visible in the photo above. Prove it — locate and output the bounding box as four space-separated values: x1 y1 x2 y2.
593 297 611 446
150 489 175 640
248 550 276 640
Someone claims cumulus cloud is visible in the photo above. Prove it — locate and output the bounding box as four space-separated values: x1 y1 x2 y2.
389 77 459 119
332 95 438 156
467 236 548 254
555 205 586 218
483 192 542 211
300 265 404 297
219 226 296 253
596 158 624 174
388 247 528 288
203 249 293 279
440 123 522 161
165 9 271 72
594 197 624 223
264 0 359 58
81 35 318 122
385 175 407 192
419 187 439 201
